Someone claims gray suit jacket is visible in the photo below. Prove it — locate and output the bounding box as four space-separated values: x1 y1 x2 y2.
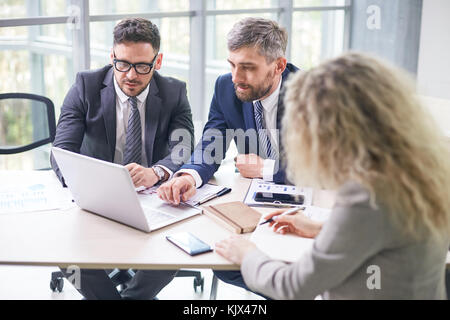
242 182 449 299
51 65 194 185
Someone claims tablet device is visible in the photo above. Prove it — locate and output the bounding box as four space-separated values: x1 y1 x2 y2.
166 232 213 256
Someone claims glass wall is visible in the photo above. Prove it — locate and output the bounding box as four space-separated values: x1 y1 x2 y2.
294 0 347 6
0 0 68 19
0 0 350 169
89 0 189 15
291 9 345 69
0 0 74 169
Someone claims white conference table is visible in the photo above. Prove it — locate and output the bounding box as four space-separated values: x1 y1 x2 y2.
0 165 336 271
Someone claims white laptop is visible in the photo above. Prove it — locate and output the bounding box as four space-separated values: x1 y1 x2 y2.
51 147 201 233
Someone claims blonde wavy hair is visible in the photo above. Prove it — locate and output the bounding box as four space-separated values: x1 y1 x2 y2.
283 52 450 238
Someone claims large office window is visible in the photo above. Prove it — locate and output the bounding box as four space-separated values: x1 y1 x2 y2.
0 0 351 169
291 2 346 68
0 0 74 169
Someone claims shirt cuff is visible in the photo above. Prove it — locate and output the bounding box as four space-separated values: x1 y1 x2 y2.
262 159 275 182
174 169 203 188
154 165 173 181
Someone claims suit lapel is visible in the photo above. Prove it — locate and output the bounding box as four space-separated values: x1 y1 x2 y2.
144 76 161 167
276 87 286 130
242 101 256 130
276 68 293 157
242 100 259 155
100 67 116 161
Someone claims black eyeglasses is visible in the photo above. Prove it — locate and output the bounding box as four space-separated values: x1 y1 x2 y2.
113 52 158 75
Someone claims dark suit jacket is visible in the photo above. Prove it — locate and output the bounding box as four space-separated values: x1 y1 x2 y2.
51 65 194 186
182 63 298 186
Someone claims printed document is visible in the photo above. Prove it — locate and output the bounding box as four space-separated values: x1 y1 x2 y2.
0 184 60 214
250 206 331 262
138 183 227 207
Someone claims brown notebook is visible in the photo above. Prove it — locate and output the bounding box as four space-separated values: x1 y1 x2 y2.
202 201 261 234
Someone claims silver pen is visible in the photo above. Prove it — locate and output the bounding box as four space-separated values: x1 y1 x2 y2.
259 206 305 225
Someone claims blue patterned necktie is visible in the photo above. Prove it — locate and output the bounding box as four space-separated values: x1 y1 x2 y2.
123 96 142 165
254 100 275 159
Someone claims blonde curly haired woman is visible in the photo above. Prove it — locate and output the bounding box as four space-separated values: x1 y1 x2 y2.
215 52 450 299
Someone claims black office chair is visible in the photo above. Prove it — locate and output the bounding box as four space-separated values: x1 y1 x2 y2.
50 269 204 295
0 93 204 296
0 92 56 169
50 269 137 294
0 93 56 175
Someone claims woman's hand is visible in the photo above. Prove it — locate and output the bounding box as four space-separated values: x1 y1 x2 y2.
263 209 323 238
215 235 257 265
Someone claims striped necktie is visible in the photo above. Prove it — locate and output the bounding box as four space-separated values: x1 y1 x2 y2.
123 96 142 165
254 100 275 159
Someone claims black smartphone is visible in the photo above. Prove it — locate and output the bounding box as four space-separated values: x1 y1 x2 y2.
254 192 304 205
166 232 213 256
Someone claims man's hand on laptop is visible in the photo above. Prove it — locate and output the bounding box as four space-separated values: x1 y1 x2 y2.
157 174 196 205
125 163 159 188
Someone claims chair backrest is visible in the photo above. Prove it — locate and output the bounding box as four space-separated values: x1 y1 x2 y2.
0 93 56 155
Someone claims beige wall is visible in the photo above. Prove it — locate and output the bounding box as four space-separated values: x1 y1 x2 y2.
419 95 450 140
416 1 450 147
417 0 450 100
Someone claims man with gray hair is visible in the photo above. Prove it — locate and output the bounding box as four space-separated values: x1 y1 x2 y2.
158 17 298 297
159 16 297 204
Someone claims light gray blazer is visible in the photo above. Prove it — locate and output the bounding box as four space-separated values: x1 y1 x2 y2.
241 182 449 299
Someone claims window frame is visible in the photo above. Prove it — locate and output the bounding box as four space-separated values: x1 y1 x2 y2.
0 0 352 125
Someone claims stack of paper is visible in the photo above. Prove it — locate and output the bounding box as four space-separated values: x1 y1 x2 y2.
0 184 60 214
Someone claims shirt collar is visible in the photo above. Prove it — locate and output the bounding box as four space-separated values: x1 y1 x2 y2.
113 75 150 105
253 77 282 112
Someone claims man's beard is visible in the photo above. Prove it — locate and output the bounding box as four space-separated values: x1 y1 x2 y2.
234 71 275 102
119 77 150 97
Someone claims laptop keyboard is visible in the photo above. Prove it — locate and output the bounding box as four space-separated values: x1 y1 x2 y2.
143 207 175 225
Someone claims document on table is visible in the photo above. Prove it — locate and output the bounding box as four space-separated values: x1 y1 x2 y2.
184 184 230 206
244 179 313 207
0 183 61 214
250 206 331 262
138 183 229 207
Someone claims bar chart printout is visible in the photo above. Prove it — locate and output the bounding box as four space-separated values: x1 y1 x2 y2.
0 184 59 214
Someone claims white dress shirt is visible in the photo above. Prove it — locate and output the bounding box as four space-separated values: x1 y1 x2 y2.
113 77 172 178
177 78 282 187
255 77 281 182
